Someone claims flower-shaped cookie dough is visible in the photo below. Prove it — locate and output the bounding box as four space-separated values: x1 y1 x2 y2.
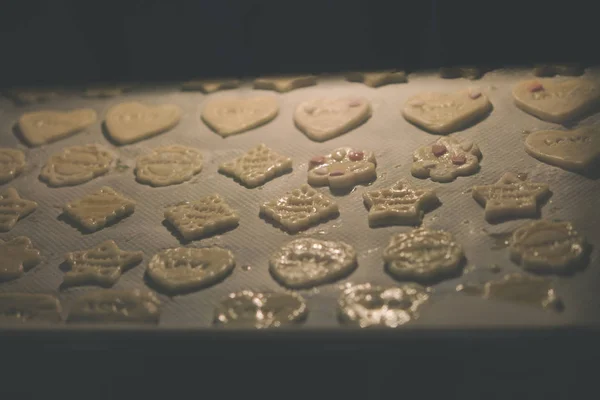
308 147 376 191
411 137 482 182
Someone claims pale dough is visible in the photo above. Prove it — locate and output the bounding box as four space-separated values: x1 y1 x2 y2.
18 109 97 146
105 101 182 145
412 136 482 182
63 187 136 232
509 220 586 273
363 179 438 226
307 147 377 191
294 97 371 142
147 246 235 293
513 78 600 123
269 238 357 289
533 64 584 77
0 188 37 232
338 283 429 328
384 228 465 282
201 95 278 137
136 145 203 187
0 148 26 184
182 79 241 93
0 236 41 281
83 84 131 98
524 127 600 172
472 172 550 221
345 70 407 87
63 240 143 288
40 144 113 187
439 66 486 80
260 184 339 233
0 293 62 323
253 75 317 92
68 289 161 324
5 89 60 104
214 290 307 328
164 194 239 240
218 144 292 188
402 89 492 134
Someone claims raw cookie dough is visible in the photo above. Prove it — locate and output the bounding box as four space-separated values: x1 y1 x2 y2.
513 78 600 123
524 127 600 172
294 97 371 142
214 290 307 328
136 145 203 187
83 84 132 98
18 108 97 146
164 194 239 240
219 144 292 188
472 172 550 222
412 136 482 182
63 240 143 288
40 144 113 187
533 64 584 77
0 236 41 281
457 273 563 311
182 79 241 93
0 148 26 184
0 293 62 323
260 184 339 233
345 70 407 87
63 187 136 232
147 246 235 293
338 283 429 328
383 228 465 282
402 88 492 134
269 238 357 289
0 188 37 231
105 101 182 145
4 88 60 105
201 95 278 137
253 75 317 92
68 289 161 324
509 220 586 273
307 147 376 191
439 66 487 80
363 179 439 226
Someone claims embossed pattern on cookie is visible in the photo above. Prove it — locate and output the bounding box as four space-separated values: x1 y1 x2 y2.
68 289 161 324
0 148 25 184
18 108 97 146
202 96 279 137
136 145 203 187
412 137 482 182
63 187 136 232
0 188 37 232
0 293 62 323
0 237 42 282
40 144 113 187
105 102 182 145
307 147 376 191
164 194 239 240
219 144 292 188
260 184 339 233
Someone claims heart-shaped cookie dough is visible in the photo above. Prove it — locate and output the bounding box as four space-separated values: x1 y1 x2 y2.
402 89 491 134
513 78 600 123
202 96 278 137
105 102 182 145
294 97 371 142
525 128 600 171
18 109 97 146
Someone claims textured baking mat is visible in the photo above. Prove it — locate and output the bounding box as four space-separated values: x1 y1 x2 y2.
1 68 599 330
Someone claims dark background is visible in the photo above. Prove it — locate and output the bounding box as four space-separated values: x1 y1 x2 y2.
1 1 599 398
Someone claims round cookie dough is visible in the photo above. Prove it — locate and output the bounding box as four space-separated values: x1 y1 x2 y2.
135 145 203 187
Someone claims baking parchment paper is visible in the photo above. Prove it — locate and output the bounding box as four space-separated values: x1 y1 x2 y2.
1 68 599 330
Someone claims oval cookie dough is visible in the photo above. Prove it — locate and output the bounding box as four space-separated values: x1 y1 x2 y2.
136 145 203 187
338 283 429 328
40 144 113 187
147 247 235 293
68 289 161 324
214 290 307 328
383 228 465 282
269 238 357 289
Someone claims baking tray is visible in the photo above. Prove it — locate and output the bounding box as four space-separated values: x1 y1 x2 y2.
1 67 599 332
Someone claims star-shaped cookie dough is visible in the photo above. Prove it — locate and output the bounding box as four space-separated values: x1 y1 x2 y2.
164 194 240 240
345 70 407 87
253 75 317 92
63 240 144 288
260 184 339 233
472 173 550 222
363 180 439 226
182 79 241 93
63 187 136 232
0 236 42 281
0 188 38 232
